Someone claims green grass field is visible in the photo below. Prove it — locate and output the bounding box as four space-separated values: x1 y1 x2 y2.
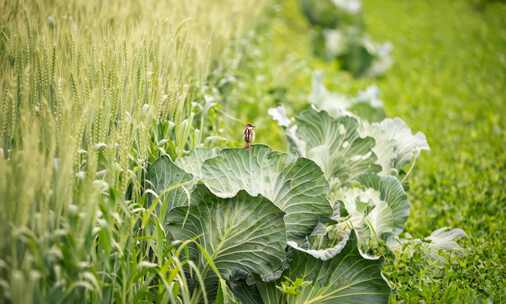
366 1 506 301
1 0 505 302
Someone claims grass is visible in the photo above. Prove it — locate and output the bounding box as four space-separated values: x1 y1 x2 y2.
365 0 506 302
220 0 506 302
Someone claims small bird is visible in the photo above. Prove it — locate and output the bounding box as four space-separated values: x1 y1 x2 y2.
243 123 255 149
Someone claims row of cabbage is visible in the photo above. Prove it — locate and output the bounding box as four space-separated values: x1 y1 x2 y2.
300 0 393 77
143 1 464 302
145 70 464 302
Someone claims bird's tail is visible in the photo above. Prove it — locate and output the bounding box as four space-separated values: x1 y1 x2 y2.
244 143 251 149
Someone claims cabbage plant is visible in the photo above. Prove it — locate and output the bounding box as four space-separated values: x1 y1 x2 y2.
299 0 362 29
299 0 393 77
310 26 393 77
146 78 463 303
147 143 391 303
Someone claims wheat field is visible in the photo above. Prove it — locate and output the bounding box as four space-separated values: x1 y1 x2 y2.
0 0 265 302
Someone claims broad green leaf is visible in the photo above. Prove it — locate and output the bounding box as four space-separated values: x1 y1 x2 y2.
338 174 409 259
257 281 283 304
259 235 390 304
146 156 193 210
145 148 217 212
166 185 287 282
358 174 409 235
285 125 307 157
230 280 263 304
359 118 429 176
175 148 217 178
294 108 380 193
200 145 332 241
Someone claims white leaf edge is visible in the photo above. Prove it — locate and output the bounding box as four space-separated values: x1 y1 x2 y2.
287 224 352 261
387 227 467 262
360 117 430 175
310 72 385 118
331 0 362 14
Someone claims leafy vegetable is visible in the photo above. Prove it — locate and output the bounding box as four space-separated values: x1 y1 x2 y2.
260 236 390 303
230 280 264 304
147 68 462 303
338 174 409 259
425 228 467 253
309 72 385 120
200 145 332 241
175 148 218 178
299 0 362 30
358 174 410 236
287 222 351 261
166 184 287 284
293 108 381 193
146 156 193 210
388 227 467 262
360 118 430 176
300 0 393 78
